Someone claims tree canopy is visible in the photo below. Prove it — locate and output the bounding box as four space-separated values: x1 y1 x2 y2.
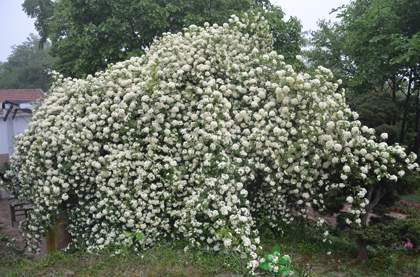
0 34 55 91
23 0 302 78
305 0 420 152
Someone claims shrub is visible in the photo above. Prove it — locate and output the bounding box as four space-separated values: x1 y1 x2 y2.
7 12 418 271
0 161 11 185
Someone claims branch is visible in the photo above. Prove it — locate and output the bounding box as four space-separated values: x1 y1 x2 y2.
361 185 386 226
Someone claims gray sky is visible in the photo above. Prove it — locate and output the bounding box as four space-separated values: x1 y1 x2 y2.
272 0 350 31
0 0 37 62
0 0 350 62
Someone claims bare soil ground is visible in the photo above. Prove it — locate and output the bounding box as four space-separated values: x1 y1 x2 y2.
0 197 46 260
305 204 407 225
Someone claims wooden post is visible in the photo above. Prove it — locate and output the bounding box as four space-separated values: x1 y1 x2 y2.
46 211 72 253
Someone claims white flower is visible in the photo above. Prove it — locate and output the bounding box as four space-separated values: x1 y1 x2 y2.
357 188 367 198
380 133 388 140
223 238 232 247
346 196 353 204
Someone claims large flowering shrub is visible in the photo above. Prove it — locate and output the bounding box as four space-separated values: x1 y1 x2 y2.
7 12 419 270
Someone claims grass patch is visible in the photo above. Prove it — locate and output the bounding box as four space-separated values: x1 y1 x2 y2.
1 221 420 276
403 189 420 203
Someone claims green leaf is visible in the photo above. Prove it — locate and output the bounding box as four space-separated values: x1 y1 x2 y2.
281 255 291 263
264 252 273 262
272 244 281 256
135 233 144 241
277 257 289 265
259 262 271 271
369 35 386 43
278 266 292 276
123 231 133 237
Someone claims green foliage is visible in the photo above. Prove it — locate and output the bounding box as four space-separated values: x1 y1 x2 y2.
347 91 399 144
0 34 55 91
262 4 303 64
306 0 420 151
123 231 145 247
351 216 420 250
304 19 349 86
0 219 7 241
305 2 420 257
403 189 420 204
23 0 302 78
260 244 292 276
22 0 55 48
2 223 420 276
0 239 257 276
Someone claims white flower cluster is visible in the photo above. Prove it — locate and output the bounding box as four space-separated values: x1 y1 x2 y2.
8 12 418 265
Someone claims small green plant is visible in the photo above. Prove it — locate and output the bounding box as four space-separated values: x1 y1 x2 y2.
260 245 292 276
0 219 8 241
118 231 145 256
123 231 144 246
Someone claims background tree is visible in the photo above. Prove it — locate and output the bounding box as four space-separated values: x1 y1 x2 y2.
347 92 400 144
262 5 302 63
0 34 55 91
22 0 54 48
305 0 420 153
304 19 351 87
22 0 302 78
305 0 420 262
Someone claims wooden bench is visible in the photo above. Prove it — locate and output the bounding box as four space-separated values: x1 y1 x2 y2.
10 198 32 227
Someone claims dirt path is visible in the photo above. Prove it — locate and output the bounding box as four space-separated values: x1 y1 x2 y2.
305 204 407 226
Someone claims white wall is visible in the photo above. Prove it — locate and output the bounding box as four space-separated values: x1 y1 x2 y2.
0 116 8 155
0 112 33 158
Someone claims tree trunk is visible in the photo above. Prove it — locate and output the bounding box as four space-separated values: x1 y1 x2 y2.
413 132 420 155
354 239 369 265
361 186 385 226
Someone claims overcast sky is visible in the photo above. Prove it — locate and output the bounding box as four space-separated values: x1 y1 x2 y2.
272 0 350 30
0 0 37 62
0 0 350 62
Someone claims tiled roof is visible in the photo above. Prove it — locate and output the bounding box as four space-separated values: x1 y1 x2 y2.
0 89 44 114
